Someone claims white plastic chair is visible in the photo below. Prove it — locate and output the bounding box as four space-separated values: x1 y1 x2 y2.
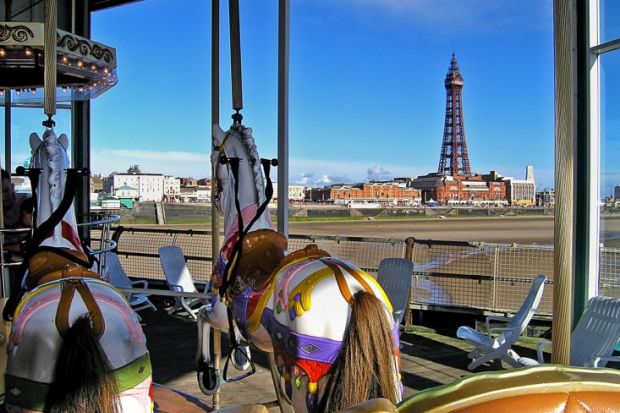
518 295 620 367
103 252 157 314
456 274 547 370
159 245 205 320
376 258 414 325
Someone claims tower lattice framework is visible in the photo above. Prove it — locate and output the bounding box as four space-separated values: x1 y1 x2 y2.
437 53 471 177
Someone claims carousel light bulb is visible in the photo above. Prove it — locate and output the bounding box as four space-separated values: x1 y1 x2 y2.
103 68 109 75
77 60 84 68
0 48 6 57
78 87 84 92
91 64 97 72
62 56 69 64
24 47 32 57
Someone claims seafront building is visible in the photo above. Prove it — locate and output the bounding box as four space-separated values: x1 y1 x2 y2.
500 166 537 206
307 182 422 206
103 166 181 202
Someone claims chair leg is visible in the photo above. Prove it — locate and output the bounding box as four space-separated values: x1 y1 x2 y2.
466 346 504 371
181 299 198 320
502 349 523 368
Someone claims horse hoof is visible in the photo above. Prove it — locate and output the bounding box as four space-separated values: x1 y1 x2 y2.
231 344 251 371
197 367 220 395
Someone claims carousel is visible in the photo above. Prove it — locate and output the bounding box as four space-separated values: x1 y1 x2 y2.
1 1 620 413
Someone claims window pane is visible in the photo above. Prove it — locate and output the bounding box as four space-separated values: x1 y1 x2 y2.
0 106 72 174
599 50 620 297
600 0 620 44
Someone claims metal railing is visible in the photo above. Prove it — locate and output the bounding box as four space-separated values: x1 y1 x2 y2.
111 226 620 318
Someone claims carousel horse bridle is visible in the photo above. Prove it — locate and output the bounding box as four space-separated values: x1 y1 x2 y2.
214 129 278 299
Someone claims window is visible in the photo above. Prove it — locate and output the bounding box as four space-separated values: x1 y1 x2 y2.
587 0 620 298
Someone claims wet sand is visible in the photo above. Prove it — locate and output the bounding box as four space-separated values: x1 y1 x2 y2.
289 216 555 244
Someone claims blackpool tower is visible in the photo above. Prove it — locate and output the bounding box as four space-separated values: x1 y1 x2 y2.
437 53 472 177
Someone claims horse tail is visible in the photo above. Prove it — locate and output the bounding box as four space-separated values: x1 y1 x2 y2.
319 291 399 412
46 315 119 413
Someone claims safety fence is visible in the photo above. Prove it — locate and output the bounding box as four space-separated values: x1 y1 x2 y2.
110 226 620 317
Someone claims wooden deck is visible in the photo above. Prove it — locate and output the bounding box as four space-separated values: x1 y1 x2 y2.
142 304 542 410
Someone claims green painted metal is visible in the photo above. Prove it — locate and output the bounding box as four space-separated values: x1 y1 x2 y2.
572 0 591 325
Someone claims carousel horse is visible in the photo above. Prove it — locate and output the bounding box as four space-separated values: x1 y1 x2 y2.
3 128 152 412
196 124 401 413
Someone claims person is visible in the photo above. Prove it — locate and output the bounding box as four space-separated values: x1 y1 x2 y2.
19 196 34 230
1 170 29 294
1 169 27 231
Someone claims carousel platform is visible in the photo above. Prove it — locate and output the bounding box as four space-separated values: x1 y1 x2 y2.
143 302 542 411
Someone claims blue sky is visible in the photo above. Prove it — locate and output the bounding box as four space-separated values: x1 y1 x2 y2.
3 0 556 189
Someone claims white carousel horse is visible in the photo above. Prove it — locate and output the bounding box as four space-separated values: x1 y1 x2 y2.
197 124 402 413
4 128 152 413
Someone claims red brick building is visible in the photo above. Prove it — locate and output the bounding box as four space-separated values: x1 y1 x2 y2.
308 182 422 205
411 173 507 205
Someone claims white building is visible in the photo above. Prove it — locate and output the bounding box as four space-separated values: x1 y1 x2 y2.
105 172 165 202
502 165 537 206
115 185 139 199
271 182 306 202
179 186 211 203
164 176 181 198
195 187 211 202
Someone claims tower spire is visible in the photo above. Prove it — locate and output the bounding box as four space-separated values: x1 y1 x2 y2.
437 53 472 177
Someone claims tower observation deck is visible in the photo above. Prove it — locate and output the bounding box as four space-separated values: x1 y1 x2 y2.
437 53 472 177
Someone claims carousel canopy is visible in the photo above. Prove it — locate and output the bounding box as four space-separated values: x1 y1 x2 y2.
0 0 133 107
0 21 117 105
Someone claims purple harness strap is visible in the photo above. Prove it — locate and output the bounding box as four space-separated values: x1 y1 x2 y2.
261 308 343 365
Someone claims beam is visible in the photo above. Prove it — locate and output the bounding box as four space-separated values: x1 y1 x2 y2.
276 0 289 237
89 0 143 12
73 0 91 244
551 0 576 365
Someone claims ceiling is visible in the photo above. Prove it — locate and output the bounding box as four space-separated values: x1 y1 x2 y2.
90 0 143 12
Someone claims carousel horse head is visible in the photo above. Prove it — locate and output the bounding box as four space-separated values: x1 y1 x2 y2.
29 128 82 252
212 124 274 239
3 127 153 413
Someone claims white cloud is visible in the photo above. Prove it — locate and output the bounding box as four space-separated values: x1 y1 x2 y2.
91 148 210 178
290 157 431 187
367 165 392 181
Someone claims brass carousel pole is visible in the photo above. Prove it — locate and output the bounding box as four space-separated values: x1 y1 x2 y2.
43 0 57 124
211 0 222 409
551 0 575 365
4 0 12 172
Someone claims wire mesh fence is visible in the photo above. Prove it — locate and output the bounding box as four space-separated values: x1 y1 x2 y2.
287 235 406 276
110 226 619 317
600 246 620 298
411 239 554 315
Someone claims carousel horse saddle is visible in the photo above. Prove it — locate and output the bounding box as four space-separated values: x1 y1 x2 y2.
234 229 330 293
27 248 97 288
7 278 149 387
